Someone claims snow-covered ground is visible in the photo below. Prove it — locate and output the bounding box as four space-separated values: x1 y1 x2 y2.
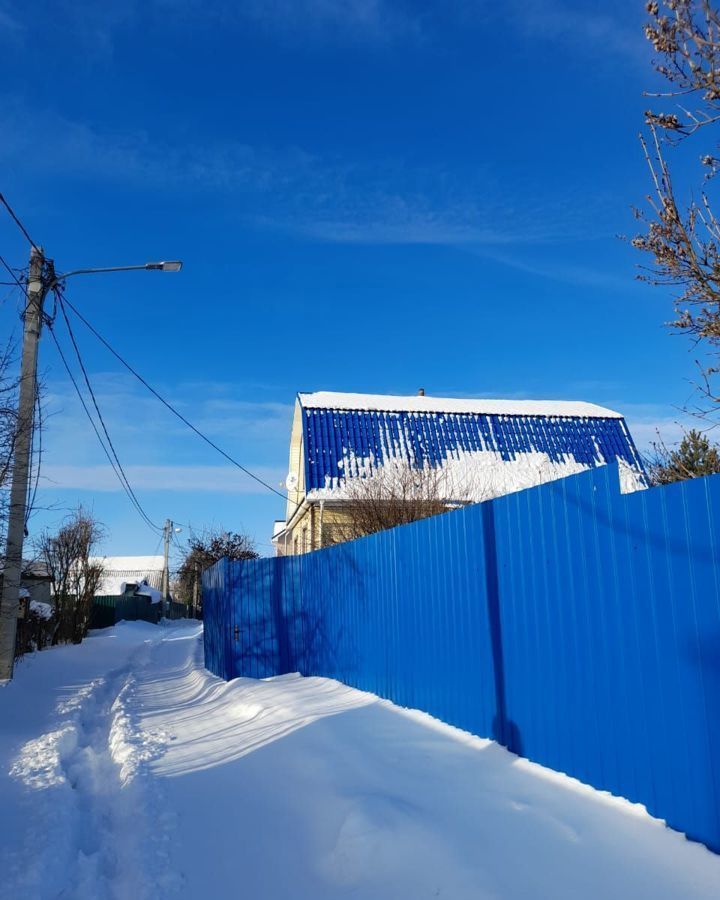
1 622 719 900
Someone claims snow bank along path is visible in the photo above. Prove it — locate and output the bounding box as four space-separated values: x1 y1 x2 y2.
1 622 719 900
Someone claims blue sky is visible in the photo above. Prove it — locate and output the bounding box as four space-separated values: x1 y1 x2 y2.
0 0 703 562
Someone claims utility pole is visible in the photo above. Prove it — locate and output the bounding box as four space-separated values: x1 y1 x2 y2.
0 246 48 681
162 518 172 618
0 249 181 678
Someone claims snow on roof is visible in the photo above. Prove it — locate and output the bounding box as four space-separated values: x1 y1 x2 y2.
298 391 623 419
91 556 164 597
91 556 164 571
295 392 645 501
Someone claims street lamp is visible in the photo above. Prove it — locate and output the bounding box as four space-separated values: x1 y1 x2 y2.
0 247 183 682
52 260 183 284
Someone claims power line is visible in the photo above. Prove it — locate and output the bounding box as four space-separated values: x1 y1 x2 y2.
0 254 24 290
54 289 162 534
46 315 161 536
171 529 185 555
49 322 160 535
61 295 289 502
0 192 38 251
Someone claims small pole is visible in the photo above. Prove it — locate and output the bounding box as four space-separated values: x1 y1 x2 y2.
0 247 48 681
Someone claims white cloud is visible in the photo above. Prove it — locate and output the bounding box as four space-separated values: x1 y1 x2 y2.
0 6 22 34
40 463 286 493
35 377 291 502
0 95 605 249
620 403 698 451
0 3 637 251
40 374 292 477
232 0 420 42
5 0 419 56
470 249 638 290
513 0 641 59
457 0 646 64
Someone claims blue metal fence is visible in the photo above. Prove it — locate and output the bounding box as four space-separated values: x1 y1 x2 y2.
203 464 720 853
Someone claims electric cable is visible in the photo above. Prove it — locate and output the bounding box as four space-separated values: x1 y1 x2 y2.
54 290 162 533
0 254 23 289
61 295 289 502
0 192 39 250
46 320 161 535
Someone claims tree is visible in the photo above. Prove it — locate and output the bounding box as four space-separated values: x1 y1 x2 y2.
327 458 498 544
635 1 720 411
37 507 105 644
176 529 258 609
646 428 720 483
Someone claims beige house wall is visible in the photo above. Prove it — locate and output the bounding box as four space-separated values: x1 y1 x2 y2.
285 400 305 522
274 502 365 555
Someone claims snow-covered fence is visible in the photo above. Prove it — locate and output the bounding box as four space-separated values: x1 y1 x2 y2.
203 464 720 854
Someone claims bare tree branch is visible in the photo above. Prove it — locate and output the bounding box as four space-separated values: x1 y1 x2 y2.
36 507 106 645
635 0 720 411
325 458 500 544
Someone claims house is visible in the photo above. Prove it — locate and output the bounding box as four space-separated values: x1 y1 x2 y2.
0 558 53 609
88 555 167 629
272 390 646 555
91 555 165 597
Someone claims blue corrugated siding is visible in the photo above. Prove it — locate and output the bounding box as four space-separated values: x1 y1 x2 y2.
301 407 643 491
203 467 720 854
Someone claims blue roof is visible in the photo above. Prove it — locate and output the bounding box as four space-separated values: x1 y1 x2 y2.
298 393 645 494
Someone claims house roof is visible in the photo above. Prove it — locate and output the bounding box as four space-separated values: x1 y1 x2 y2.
91 555 164 596
299 391 623 419
296 391 645 499
0 559 51 579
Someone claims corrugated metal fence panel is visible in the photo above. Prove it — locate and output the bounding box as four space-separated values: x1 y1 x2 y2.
203 557 229 679
203 465 720 853
91 595 159 627
90 596 117 629
114 595 159 624
166 601 188 620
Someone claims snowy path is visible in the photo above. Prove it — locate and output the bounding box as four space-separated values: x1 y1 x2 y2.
1 622 719 899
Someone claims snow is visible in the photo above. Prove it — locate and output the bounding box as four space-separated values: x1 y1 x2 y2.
92 556 165 571
135 581 163 604
300 391 623 419
91 556 164 596
1 622 718 900
28 600 54 620
306 449 645 504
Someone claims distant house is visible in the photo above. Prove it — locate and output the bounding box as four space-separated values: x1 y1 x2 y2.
0 558 53 607
272 391 646 555
91 555 164 597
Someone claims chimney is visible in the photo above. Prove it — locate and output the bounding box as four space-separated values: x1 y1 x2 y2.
417 388 425 396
